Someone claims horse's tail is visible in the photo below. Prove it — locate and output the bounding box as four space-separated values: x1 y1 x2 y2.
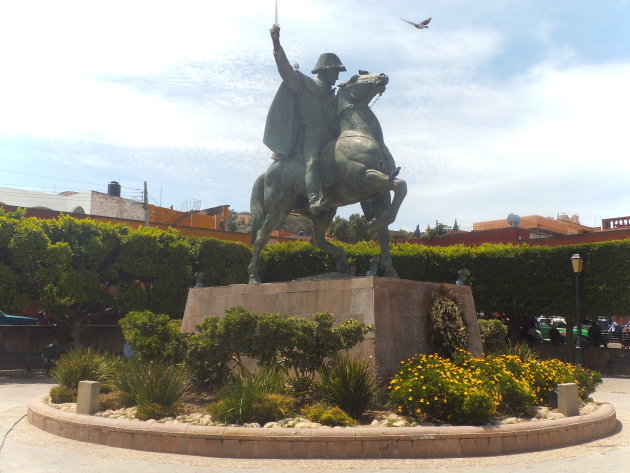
250 173 265 244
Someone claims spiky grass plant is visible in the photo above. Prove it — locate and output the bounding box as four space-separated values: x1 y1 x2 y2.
115 359 191 413
51 347 121 391
314 354 379 420
208 366 287 425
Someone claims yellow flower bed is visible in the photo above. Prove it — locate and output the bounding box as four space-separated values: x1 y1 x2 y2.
387 350 602 425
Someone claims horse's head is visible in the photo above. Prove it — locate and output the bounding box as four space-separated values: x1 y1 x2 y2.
337 72 388 113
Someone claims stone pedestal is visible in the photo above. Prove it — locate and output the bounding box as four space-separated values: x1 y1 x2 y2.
76 380 100 415
182 277 482 379
557 383 579 417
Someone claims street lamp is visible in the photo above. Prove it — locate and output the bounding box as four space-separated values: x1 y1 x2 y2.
571 253 584 365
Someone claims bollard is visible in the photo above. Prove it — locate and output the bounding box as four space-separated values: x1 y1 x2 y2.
76 380 100 415
557 382 579 417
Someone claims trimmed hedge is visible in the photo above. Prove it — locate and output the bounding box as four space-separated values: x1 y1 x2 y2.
261 240 630 319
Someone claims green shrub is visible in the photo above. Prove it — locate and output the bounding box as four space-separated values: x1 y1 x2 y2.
250 394 297 424
281 312 374 378
192 237 250 286
478 319 508 354
208 367 287 425
315 354 378 419
136 402 180 421
301 402 357 427
115 360 190 409
427 285 468 356
99 390 135 411
50 347 120 390
50 385 77 403
184 316 231 389
119 310 187 363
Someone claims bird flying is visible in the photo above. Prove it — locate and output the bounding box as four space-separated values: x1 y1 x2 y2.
401 17 431 29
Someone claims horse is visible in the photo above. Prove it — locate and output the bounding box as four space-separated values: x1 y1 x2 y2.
248 72 407 284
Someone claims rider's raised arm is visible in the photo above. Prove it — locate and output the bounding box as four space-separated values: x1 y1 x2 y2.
270 24 303 94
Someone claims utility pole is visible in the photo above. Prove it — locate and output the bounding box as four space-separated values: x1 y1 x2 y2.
143 181 150 227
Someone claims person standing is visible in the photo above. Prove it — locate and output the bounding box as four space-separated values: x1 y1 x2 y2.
264 24 346 214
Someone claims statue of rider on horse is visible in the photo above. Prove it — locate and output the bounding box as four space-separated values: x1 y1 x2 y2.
248 24 407 284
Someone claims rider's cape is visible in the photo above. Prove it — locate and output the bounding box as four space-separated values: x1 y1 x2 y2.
263 82 300 158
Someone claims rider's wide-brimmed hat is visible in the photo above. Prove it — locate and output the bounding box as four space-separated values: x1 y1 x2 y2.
311 53 347 74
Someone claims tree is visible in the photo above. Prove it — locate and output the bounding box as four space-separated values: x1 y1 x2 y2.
422 220 452 240
453 219 460 231
413 224 421 238
329 214 371 243
278 213 312 236
226 209 239 232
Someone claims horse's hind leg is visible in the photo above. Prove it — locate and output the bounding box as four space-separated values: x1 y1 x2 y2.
248 208 290 284
311 208 349 274
362 197 398 278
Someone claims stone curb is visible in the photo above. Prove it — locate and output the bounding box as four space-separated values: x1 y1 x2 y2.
27 395 617 459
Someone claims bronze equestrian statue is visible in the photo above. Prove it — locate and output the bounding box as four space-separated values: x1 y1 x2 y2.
248 25 407 284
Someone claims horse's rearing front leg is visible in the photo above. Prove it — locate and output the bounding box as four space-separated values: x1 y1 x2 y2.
361 170 407 231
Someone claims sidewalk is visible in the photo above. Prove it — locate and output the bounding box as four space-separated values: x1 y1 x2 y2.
1 376 629 473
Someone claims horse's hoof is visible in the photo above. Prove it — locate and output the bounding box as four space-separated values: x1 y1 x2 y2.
384 270 399 278
248 275 261 284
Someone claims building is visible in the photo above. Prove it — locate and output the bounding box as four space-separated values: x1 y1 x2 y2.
406 213 630 248
0 183 256 245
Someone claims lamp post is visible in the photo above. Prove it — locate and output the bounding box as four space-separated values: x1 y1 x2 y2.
571 253 584 365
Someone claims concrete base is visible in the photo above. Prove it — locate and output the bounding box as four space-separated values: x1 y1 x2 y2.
28 395 618 459
182 277 483 379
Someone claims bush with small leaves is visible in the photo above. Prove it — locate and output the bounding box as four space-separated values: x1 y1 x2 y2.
136 402 180 421
301 402 357 427
99 390 135 411
49 385 76 403
478 319 509 354
250 394 297 424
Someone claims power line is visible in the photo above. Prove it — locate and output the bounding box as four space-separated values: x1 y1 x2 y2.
0 168 140 190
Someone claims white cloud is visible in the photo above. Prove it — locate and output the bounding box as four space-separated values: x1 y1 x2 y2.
1 1 629 230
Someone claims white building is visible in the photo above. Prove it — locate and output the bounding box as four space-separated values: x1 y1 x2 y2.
0 182 145 220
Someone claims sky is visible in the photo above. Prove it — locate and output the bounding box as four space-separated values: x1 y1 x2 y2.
0 0 629 232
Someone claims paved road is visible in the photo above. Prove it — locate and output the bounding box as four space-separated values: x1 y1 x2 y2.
1 374 629 473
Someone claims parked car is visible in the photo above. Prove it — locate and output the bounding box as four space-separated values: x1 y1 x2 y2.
537 317 589 344
0 310 38 325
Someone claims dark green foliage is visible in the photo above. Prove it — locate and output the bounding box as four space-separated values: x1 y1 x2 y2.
280 312 374 378
428 285 468 356
119 310 187 363
301 402 358 426
314 354 379 419
116 227 193 316
258 239 630 325
49 385 77 403
478 319 509 354
328 214 371 243
0 214 253 338
192 237 250 286
259 241 334 282
184 316 231 389
185 307 373 380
